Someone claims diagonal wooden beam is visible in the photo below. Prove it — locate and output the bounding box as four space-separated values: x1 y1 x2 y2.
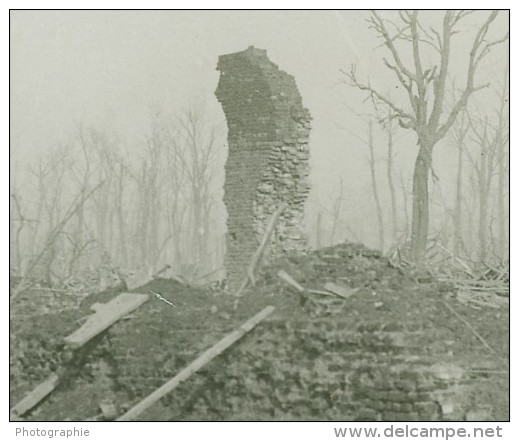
11 292 149 418
117 305 276 421
64 293 148 349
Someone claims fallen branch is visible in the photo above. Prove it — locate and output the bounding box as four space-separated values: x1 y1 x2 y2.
11 293 149 417
277 270 349 301
148 289 176 309
116 305 276 421
323 282 358 299
441 300 508 367
10 180 105 303
277 270 305 293
247 204 287 286
235 204 286 297
193 266 224 287
65 293 149 348
10 374 61 417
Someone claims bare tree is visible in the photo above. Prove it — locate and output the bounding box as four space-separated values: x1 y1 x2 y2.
329 178 345 245
170 103 221 271
494 59 509 261
367 120 385 251
384 118 398 245
399 170 411 240
467 114 498 263
449 108 470 256
347 10 507 262
10 177 104 302
347 118 385 251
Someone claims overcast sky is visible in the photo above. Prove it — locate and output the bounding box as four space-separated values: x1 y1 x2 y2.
10 10 509 244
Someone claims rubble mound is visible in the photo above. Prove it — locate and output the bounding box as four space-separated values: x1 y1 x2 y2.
10 242 509 421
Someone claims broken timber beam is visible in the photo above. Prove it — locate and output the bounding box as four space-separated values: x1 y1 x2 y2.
10 374 60 418
247 204 286 286
277 270 306 293
117 305 276 421
323 282 357 299
235 204 286 297
65 293 148 348
11 292 149 418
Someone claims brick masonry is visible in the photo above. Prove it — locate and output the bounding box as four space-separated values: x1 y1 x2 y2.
10 244 506 421
215 46 312 290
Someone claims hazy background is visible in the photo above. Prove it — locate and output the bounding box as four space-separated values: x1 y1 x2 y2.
10 10 509 278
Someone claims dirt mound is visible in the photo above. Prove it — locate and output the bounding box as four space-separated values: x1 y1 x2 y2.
9 242 509 421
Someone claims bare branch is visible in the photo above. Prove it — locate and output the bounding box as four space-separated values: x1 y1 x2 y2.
433 11 506 143
344 66 416 130
370 11 417 81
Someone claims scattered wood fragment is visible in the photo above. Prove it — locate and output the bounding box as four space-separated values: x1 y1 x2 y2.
247 204 287 286
441 300 508 368
235 204 286 297
192 266 224 287
152 264 172 279
277 270 305 293
456 290 507 309
323 282 357 299
148 289 177 309
116 305 276 421
307 289 337 297
10 180 106 304
11 293 150 417
11 374 60 417
277 270 352 302
467 369 508 375
26 287 75 293
64 293 149 348
99 400 118 421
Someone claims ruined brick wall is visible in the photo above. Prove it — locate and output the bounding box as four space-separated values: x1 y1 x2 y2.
11 244 506 421
215 46 311 290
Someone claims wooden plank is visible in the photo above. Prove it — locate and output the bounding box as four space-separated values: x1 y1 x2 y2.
11 293 148 418
64 293 148 349
278 271 344 299
11 374 60 417
277 270 305 292
307 289 337 297
246 204 286 286
324 282 357 299
235 205 286 297
117 305 276 421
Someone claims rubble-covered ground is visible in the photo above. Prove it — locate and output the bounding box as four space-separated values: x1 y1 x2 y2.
9 242 509 421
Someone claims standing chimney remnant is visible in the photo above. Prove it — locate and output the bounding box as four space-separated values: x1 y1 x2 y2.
215 46 312 291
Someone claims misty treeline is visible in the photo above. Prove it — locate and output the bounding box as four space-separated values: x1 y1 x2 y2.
327 10 509 268
9 10 509 295
10 104 225 290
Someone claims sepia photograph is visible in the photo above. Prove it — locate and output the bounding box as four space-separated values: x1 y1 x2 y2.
9 8 509 426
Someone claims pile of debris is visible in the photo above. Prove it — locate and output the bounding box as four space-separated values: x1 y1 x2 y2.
9 241 509 421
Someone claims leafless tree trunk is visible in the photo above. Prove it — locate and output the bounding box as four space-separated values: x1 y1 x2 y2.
10 192 28 275
367 120 385 251
495 59 509 261
114 160 128 266
385 120 398 245
11 179 105 302
347 10 507 262
399 171 410 241
330 178 345 245
316 212 323 249
449 109 470 256
172 104 220 270
467 114 499 264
